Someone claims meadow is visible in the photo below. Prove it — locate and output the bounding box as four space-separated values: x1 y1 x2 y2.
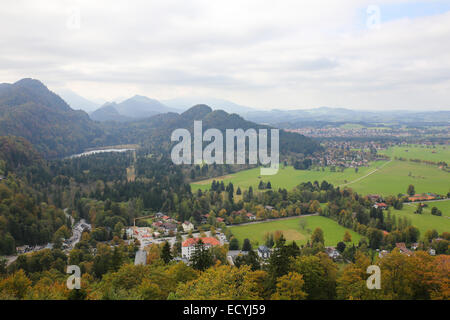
191 161 385 192
390 200 450 235
347 160 449 196
192 160 449 197
378 144 450 163
229 215 361 247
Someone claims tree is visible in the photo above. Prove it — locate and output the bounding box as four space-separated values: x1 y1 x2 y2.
311 228 324 246
337 241 346 253
175 265 260 300
161 241 172 264
242 238 252 252
190 239 214 271
343 231 352 243
299 218 307 230
407 184 415 196
271 272 307 300
424 229 439 243
229 237 239 250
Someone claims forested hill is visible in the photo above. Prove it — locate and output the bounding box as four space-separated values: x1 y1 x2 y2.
0 79 103 158
0 78 321 159
100 104 323 156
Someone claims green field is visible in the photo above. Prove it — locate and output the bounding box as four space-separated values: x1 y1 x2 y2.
379 145 450 163
192 160 449 197
390 200 450 235
229 215 361 247
347 160 449 196
192 161 385 192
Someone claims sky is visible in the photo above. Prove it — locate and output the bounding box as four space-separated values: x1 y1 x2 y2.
1 0 450 111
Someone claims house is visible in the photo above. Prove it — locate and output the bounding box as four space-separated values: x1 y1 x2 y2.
182 237 221 260
395 243 413 256
216 217 224 223
246 213 256 221
374 202 388 210
227 250 248 265
155 212 164 218
367 194 381 202
325 247 341 260
162 222 177 231
162 215 170 221
0 175 5 181
265 205 274 211
152 221 163 228
429 248 436 256
182 221 194 232
378 250 389 258
408 193 436 202
257 245 271 259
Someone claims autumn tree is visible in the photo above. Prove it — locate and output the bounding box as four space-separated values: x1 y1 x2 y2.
271 272 307 300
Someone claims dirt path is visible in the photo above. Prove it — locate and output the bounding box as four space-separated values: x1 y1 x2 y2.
234 213 319 227
339 160 393 187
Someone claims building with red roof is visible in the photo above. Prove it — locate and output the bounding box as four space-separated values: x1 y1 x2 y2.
182 237 221 259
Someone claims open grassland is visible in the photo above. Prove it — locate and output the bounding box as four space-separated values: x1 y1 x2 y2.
347 160 449 196
229 215 361 247
390 201 450 235
191 162 385 192
379 144 450 163
192 160 449 197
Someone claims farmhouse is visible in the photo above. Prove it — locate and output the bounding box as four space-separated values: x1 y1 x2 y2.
246 213 256 221
396 242 413 256
408 193 437 202
373 202 388 210
182 237 220 260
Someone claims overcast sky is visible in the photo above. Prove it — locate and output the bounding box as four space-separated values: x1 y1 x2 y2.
1 0 450 110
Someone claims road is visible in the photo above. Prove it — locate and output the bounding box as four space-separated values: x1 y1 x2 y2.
3 209 91 266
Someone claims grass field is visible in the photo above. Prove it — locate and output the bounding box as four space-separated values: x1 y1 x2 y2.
390 200 450 235
192 160 449 196
229 215 361 247
379 145 450 163
347 160 449 196
192 161 386 192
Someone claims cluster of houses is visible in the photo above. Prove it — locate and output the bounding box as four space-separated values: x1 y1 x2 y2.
378 242 439 258
407 193 440 202
200 210 257 225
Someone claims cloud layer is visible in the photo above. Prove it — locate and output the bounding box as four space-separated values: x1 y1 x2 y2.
1 0 450 110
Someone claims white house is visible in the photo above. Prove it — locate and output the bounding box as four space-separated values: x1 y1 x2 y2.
257 245 271 259
182 221 194 232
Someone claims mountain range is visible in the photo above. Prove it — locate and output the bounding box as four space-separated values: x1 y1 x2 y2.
243 107 450 126
0 78 321 158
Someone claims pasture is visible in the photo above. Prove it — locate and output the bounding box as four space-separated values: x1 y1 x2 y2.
390 200 450 235
229 215 361 247
192 160 449 197
379 145 450 163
